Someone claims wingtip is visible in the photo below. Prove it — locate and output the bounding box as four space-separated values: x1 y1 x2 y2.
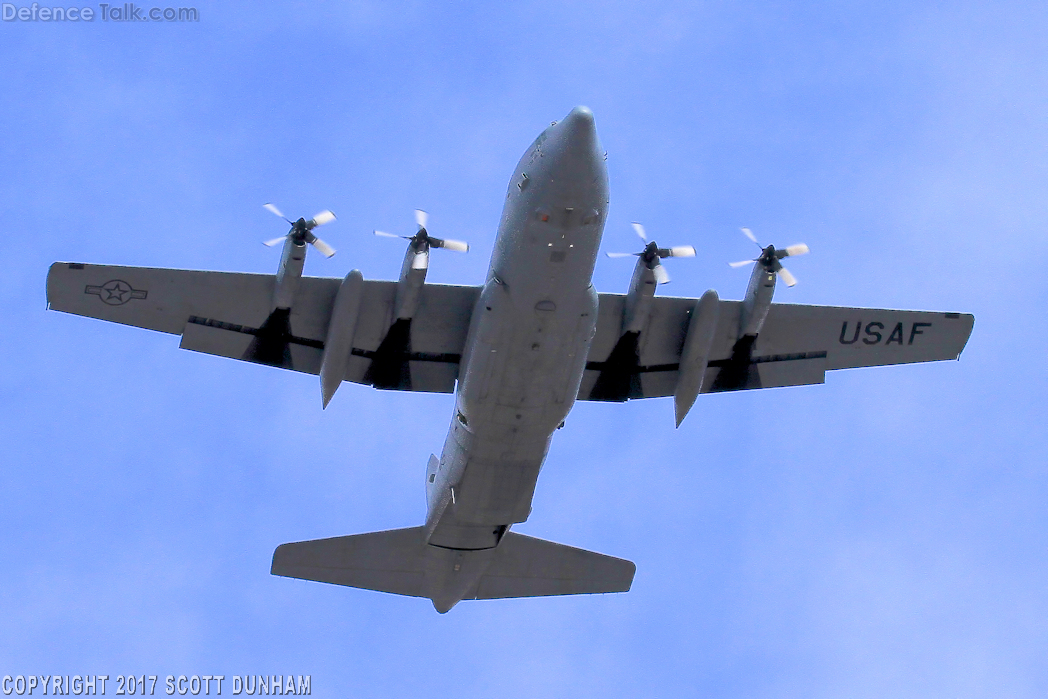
270 543 288 576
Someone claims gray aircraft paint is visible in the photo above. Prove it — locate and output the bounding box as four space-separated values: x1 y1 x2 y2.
44 107 975 614
422 107 607 609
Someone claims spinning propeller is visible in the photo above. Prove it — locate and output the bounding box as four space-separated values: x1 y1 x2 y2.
374 209 470 270
262 203 337 258
606 222 696 284
729 227 808 287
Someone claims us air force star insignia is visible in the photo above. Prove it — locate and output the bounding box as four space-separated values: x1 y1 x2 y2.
84 279 148 306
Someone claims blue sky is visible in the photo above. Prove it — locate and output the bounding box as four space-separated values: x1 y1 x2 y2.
2 1 1046 696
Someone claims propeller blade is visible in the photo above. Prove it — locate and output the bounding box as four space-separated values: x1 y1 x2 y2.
263 203 288 221
631 222 648 242
309 236 336 258
729 259 754 268
415 209 429 229
434 238 469 253
665 245 696 258
784 243 809 257
263 236 287 247
777 266 797 287
606 252 639 258
374 230 409 239
310 210 336 227
411 250 430 270
741 227 758 244
653 264 671 285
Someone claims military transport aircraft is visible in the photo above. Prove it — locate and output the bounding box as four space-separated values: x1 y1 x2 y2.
46 107 974 613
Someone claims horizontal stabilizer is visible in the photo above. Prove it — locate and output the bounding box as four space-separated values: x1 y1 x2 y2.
272 527 429 598
476 532 635 599
271 527 635 607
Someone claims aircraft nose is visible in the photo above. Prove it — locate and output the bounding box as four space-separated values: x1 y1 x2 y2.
559 106 596 148
530 105 606 194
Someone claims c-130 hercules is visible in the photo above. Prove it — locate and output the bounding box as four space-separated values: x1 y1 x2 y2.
47 107 973 613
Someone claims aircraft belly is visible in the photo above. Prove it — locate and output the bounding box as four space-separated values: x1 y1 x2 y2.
426 107 607 551
449 327 578 528
431 267 596 536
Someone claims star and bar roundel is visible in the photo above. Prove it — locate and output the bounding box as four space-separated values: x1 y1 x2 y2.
84 279 148 306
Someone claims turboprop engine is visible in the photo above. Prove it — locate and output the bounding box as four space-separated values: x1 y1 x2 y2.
729 227 809 337
262 203 337 310
606 222 695 333
374 209 469 320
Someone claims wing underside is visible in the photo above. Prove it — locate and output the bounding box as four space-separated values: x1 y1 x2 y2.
579 293 975 401
47 264 973 401
46 262 480 393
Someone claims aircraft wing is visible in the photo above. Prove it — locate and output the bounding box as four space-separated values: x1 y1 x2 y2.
46 262 480 393
579 293 975 401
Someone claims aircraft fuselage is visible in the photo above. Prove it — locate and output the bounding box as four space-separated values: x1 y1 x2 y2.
424 108 608 562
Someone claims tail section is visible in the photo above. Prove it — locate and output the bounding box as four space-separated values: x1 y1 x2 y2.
272 527 429 598
272 527 635 612
476 532 636 600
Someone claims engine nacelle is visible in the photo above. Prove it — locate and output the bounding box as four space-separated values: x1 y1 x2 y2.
273 238 307 309
622 256 657 334
738 263 776 338
394 243 428 320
